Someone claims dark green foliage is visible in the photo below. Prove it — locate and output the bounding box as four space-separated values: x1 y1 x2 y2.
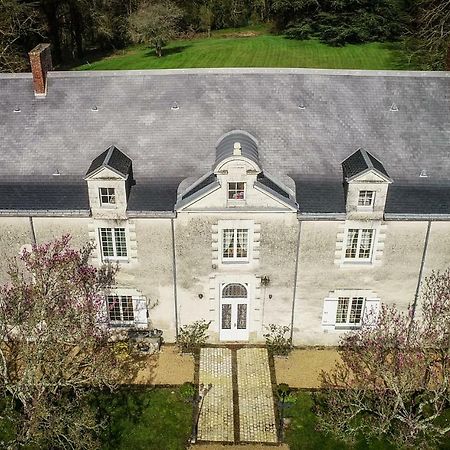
178 382 196 403
280 0 408 46
93 388 192 450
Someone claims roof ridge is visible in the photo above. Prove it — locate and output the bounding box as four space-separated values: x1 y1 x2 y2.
360 148 373 170
104 145 115 168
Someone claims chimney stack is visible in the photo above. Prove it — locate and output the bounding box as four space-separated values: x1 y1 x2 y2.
28 43 52 96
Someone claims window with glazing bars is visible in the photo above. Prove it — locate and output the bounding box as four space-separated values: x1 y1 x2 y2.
222 229 248 260
358 190 374 207
99 228 128 259
99 187 116 206
345 229 374 260
336 297 365 325
107 295 134 322
228 182 245 200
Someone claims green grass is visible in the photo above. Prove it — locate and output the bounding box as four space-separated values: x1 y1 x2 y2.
75 32 414 71
284 392 450 450
94 387 192 450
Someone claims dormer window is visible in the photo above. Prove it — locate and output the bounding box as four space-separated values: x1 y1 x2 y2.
99 187 116 206
228 182 245 200
358 190 374 208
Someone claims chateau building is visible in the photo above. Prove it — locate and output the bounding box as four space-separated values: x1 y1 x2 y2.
1 44 450 345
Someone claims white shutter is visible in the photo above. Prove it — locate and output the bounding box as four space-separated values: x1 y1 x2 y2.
363 298 380 325
322 297 338 326
134 297 148 328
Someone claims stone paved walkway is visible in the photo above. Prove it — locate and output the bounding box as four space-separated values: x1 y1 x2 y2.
237 348 277 443
197 347 277 444
197 348 234 442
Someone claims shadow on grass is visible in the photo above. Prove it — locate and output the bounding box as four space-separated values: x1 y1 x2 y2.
144 45 192 58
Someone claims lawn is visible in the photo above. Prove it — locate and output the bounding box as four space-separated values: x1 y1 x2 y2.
284 392 450 450
94 387 192 450
75 31 414 71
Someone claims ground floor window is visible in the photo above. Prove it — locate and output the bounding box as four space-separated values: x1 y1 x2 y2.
336 297 365 325
107 295 134 324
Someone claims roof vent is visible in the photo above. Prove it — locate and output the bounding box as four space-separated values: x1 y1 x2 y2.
419 169 428 178
233 142 242 156
91 105 98 111
298 103 305 110
171 102 179 110
13 107 21 113
389 103 399 112
52 169 61 176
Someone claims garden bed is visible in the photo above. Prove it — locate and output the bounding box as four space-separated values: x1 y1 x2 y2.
274 348 340 388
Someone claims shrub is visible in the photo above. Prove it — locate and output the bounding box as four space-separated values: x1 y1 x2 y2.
264 324 293 356
177 319 211 354
285 21 314 40
179 382 196 403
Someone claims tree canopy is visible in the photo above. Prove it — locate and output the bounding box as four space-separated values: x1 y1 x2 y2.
0 236 123 448
316 270 450 448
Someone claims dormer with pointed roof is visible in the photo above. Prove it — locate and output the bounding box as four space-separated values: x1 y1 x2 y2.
85 145 133 219
342 148 392 219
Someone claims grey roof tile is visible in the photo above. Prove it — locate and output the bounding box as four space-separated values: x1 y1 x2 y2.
1 68 449 214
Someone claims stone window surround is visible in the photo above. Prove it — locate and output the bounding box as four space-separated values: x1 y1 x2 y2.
217 219 255 266
336 220 384 267
97 225 130 262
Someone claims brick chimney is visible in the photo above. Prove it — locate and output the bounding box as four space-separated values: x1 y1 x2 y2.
28 43 52 96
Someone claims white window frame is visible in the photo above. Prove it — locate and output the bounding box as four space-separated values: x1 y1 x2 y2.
227 182 246 201
222 228 249 262
335 296 365 327
107 295 135 326
99 227 128 261
99 187 116 207
322 290 380 330
343 228 374 262
357 190 375 210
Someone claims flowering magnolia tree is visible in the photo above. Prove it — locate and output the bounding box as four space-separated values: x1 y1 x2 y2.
0 235 122 449
316 270 450 448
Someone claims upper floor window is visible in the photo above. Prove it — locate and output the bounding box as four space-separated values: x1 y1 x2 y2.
228 182 245 200
99 188 116 206
345 229 374 260
222 229 248 261
336 296 364 326
99 227 127 260
358 190 374 208
107 295 134 324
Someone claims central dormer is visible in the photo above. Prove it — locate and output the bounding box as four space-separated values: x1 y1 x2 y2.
175 130 297 212
214 130 262 208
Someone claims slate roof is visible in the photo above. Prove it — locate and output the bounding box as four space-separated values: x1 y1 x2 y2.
85 145 132 178
1 68 450 215
342 148 391 181
215 130 259 167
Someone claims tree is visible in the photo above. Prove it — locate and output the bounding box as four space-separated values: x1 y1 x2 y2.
316 270 450 449
199 3 214 37
129 0 183 57
0 0 43 72
413 0 450 69
0 235 123 448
